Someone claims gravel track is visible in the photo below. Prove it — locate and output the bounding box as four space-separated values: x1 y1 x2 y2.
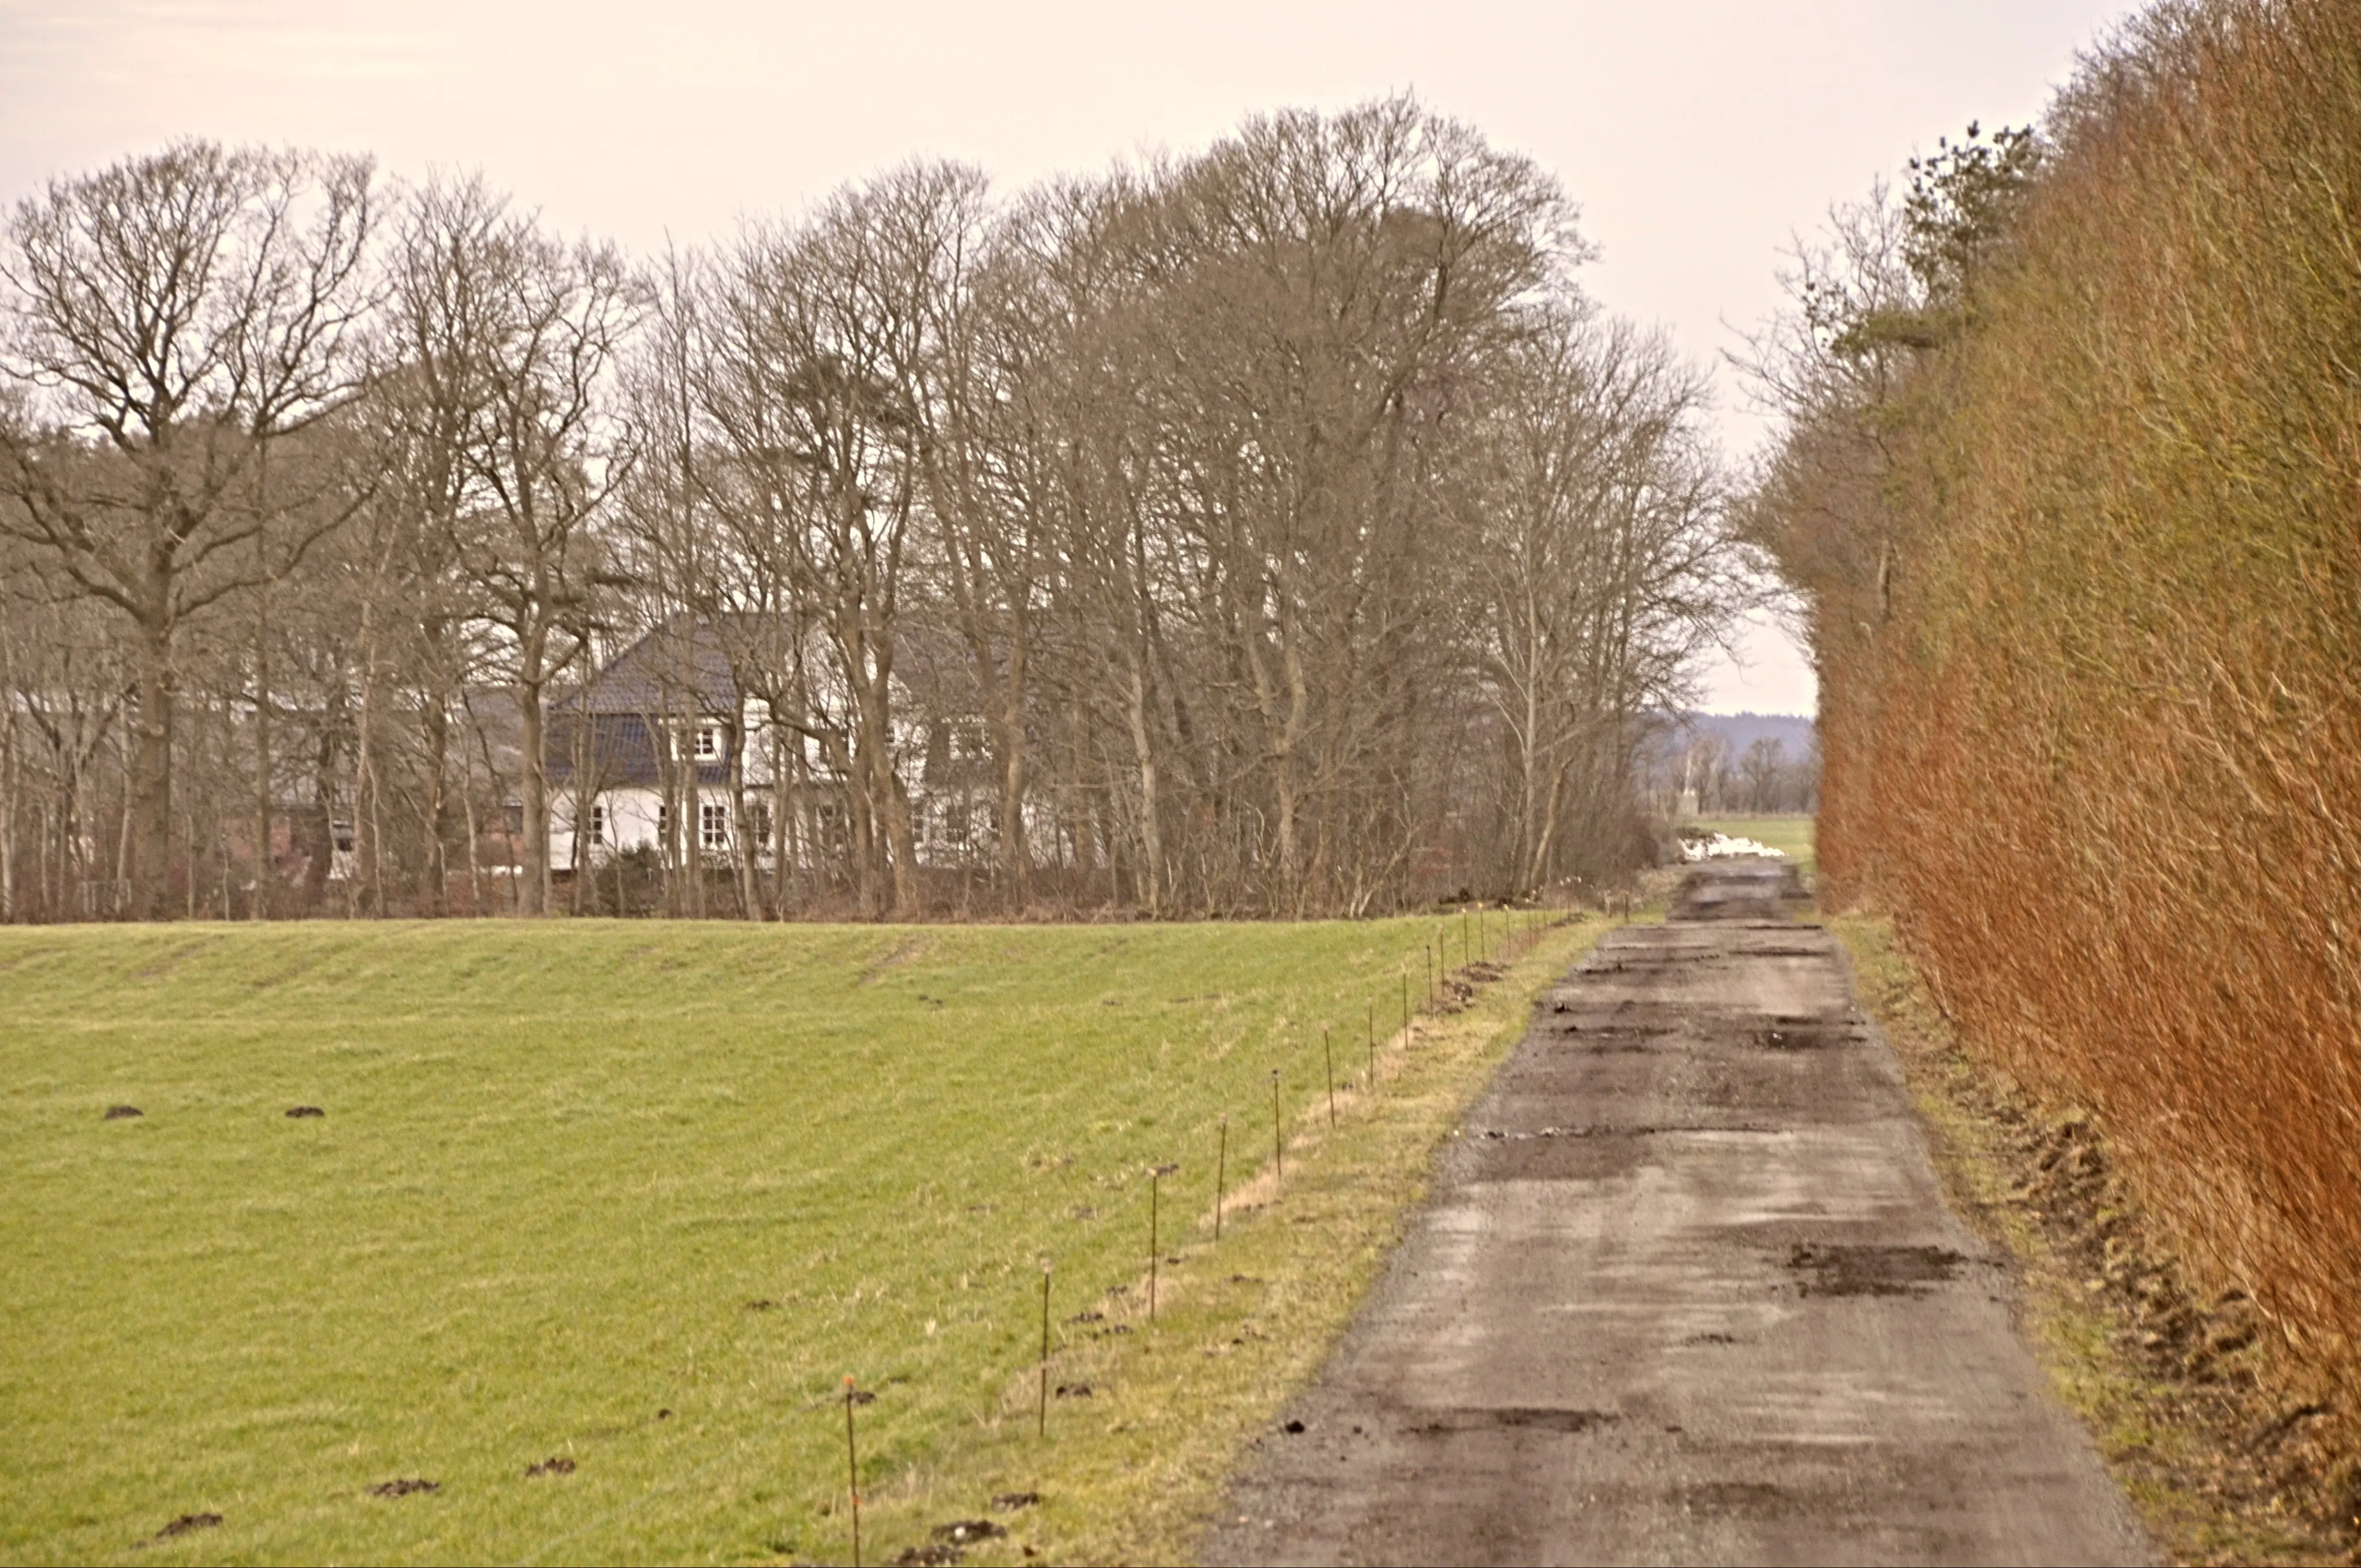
1202 859 2149 1567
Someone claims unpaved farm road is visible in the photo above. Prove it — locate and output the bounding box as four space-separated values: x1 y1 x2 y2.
1204 859 2150 1567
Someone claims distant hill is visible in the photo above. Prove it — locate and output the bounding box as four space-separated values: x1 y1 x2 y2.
1677 712 1816 758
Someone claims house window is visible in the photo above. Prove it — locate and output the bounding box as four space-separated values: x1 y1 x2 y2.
694 724 724 761
750 800 774 847
587 803 608 845
330 819 355 854
700 801 730 850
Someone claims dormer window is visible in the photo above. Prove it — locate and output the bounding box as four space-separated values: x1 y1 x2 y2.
694 724 723 761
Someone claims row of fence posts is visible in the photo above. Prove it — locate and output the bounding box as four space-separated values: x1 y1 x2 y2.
835 901 1566 1565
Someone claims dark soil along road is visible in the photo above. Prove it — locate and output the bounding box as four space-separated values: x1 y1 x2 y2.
1204 860 2149 1566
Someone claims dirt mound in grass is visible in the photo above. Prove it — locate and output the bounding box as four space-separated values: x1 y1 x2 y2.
367 1477 438 1498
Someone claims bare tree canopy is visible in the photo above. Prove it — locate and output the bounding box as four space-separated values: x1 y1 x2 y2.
0 100 1734 923
0 140 377 916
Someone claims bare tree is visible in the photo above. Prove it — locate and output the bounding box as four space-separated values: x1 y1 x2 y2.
1467 308 1724 893
383 177 639 915
690 165 982 916
0 142 377 915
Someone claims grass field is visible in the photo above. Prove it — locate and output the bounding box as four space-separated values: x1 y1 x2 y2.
0 911 1597 1566
1689 814 1816 877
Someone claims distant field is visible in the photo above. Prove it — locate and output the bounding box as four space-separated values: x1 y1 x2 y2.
1690 815 1816 876
0 913 1593 1566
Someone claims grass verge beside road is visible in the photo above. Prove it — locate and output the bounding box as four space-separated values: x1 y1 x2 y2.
0 911 1597 1566
1833 911 2356 1566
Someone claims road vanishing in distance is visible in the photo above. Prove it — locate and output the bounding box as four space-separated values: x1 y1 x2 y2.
1204 859 2149 1567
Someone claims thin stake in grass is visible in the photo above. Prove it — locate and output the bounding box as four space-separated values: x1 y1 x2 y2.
1323 1026 1336 1127
844 1375 862 1568
1149 1163 1178 1318
1037 1269 1050 1437
1271 1070 1283 1180
1214 1115 1227 1240
1366 1001 1376 1085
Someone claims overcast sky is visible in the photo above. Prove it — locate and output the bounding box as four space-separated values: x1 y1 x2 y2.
1 0 2144 714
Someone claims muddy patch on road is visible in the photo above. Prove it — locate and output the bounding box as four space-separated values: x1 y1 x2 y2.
1786 1242 1966 1297
1677 1480 1796 1517
1753 1016 1857 1051
1407 1406 1616 1437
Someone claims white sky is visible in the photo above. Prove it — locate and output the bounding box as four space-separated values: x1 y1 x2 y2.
0 0 2143 715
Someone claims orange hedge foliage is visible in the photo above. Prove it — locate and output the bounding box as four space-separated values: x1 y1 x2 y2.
1805 0 2361 1396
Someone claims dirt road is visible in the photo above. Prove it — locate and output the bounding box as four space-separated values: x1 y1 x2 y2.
1202 860 2149 1566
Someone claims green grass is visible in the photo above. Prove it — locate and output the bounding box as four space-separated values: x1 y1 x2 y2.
1688 814 1816 876
0 912 1596 1566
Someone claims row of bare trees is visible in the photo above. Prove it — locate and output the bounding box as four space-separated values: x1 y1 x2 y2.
0 97 1730 922
1643 731 1819 818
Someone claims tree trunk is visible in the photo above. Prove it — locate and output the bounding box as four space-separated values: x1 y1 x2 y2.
1123 661 1164 918
252 610 273 919
129 620 174 920
461 724 484 917
998 714 1030 908
355 602 385 916
0 714 16 922
879 736 918 916
518 666 549 917
422 695 451 917
302 705 335 912
730 712 758 920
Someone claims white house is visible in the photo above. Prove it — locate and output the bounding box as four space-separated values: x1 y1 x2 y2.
545 616 1001 878
547 619 779 873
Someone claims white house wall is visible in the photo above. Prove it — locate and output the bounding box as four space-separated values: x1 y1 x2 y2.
553 787 669 868
548 687 1045 875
